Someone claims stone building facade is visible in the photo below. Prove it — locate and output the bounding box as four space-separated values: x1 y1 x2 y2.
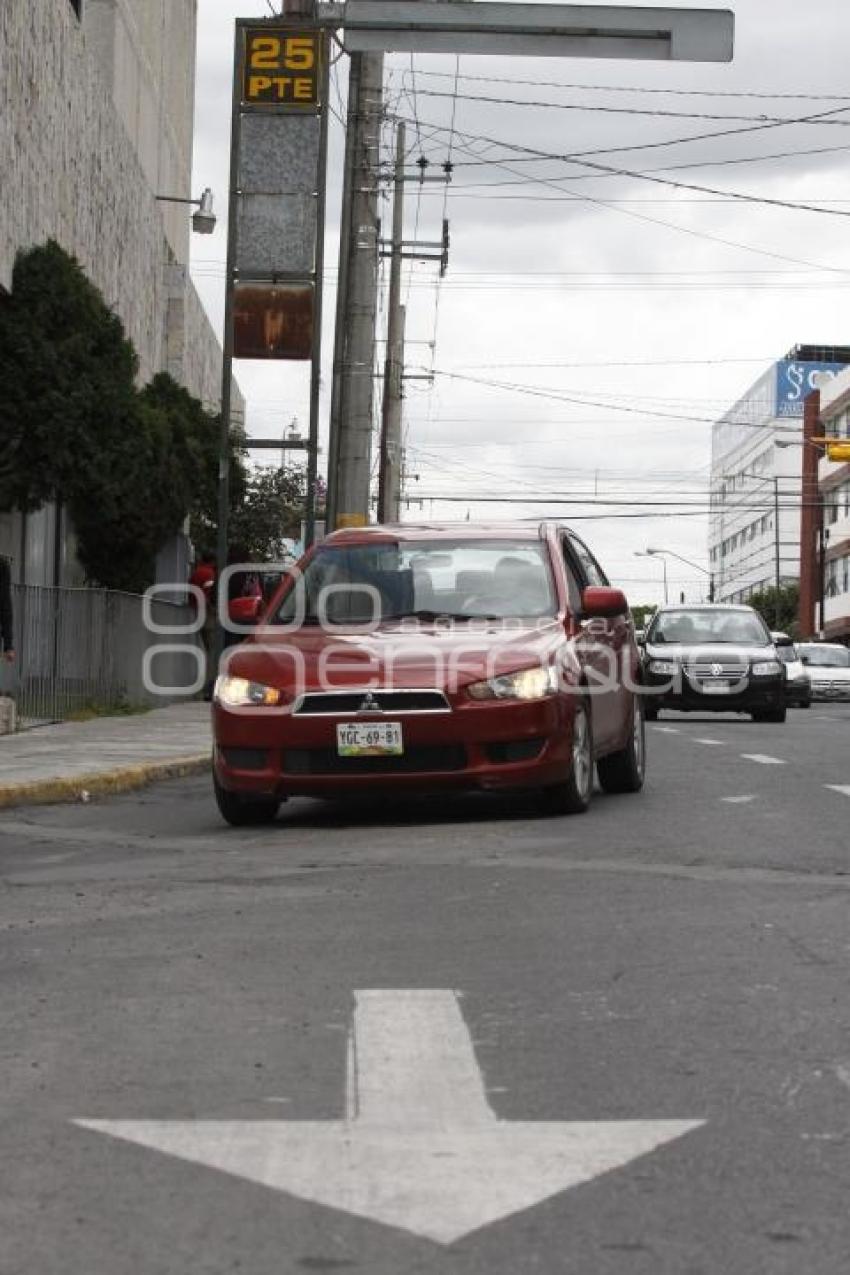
0 0 239 583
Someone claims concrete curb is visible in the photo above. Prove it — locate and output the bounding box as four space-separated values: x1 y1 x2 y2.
0 754 210 810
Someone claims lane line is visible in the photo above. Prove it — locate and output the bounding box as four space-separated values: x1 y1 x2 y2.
721 794 758 804
651 726 680 734
824 784 850 798
694 738 724 746
740 754 786 766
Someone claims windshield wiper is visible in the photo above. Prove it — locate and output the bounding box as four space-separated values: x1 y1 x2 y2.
383 609 502 623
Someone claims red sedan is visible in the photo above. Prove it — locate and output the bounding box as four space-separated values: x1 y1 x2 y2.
212 522 645 824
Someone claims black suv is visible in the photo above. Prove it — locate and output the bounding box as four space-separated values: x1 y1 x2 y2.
641 604 786 723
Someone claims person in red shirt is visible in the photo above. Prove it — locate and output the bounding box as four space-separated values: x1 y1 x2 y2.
189 552 217 697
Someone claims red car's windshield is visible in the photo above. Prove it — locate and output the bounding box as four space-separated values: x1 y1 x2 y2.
274 539 557 625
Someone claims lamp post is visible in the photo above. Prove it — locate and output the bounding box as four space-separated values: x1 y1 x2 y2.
155 187 216 234
634 550 668 604
644 546 714 603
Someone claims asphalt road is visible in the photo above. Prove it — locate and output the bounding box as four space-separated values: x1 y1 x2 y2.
2 705 850 1274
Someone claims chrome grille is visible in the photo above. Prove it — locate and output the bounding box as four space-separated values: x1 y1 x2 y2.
688 663 748 679
293 688 451 716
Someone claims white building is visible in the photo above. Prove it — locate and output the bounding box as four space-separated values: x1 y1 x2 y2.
708 346 850 607
818 367 850 640
0 0 239 586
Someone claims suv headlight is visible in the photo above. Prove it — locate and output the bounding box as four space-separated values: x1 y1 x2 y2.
214 675 282 707
648 659 678 675
467 665 558 701
751 661 781 677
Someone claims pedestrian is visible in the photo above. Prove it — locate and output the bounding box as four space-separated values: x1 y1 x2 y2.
189 551 217 702
0 554 14 665
0 554 16 733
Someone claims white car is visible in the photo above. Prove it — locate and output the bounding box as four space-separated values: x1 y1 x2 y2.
771 633 811 708
796 643 850 702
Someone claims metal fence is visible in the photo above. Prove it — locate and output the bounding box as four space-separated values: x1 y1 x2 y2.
7 584 203 725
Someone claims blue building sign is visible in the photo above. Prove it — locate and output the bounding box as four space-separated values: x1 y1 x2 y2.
774 360 848 417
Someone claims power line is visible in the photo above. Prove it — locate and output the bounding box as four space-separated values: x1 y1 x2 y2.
413 89 850 128
402 69 850 105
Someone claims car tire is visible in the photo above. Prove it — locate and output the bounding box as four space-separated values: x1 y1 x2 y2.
751 707 787 724
644 703 659 722
798 700 811 710
541 700 593 815
214 774 280 826
597 695 646 795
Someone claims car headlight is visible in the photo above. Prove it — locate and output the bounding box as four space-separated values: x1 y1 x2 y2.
467 665 558 701
751 661 781 677
648 659 678 675
214 675 282 707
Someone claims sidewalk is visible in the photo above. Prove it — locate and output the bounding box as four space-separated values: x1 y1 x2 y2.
0 702 211 808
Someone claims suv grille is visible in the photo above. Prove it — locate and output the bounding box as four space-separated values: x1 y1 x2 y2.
688 663 748 679
293 689 450 715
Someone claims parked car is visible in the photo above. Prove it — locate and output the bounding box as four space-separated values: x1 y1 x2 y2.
212 522 646 825
770 633 811 708
796 642 850 701
640 603 786 722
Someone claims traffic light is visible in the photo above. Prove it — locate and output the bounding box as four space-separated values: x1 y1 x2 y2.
825 441 850 463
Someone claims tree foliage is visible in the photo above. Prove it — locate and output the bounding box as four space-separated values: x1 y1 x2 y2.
745 582 800 635
228 466 308 561
630 603 658 631
0 241 243 593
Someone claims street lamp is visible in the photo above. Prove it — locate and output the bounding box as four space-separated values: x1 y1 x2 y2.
155 187 216 234
634 550 668 604
644 546 715 603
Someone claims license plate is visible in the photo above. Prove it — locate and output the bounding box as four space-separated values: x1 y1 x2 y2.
336 721 403 756
701 681 733 694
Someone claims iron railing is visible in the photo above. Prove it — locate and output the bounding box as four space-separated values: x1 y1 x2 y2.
7 584 202 725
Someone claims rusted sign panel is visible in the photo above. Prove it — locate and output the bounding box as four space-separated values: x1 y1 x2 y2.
233 283 314 360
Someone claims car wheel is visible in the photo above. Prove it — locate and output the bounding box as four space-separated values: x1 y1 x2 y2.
798 699 811 710
214 774 280 826
644 702 659 722
597 695 646 794
751 708 787 724
542 700 593 815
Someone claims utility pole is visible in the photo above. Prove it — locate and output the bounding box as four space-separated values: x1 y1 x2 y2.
378 121 405 523
325 50 383 530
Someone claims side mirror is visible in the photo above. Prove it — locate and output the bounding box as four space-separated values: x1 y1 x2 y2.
581 586 628 619
800 653 810 665
634 628 645 645
774 634 793 648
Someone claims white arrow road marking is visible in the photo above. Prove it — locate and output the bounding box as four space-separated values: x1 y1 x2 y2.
740 754 786 765
74 990 704 1246
824 785 850 798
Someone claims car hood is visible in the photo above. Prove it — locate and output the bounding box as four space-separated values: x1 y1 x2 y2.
644 643 776 663
223 618 571 693
805 664 850 682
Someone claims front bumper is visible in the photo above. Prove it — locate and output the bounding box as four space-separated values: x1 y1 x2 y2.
213 696 575 798
643 672 784 714
809 681 850 702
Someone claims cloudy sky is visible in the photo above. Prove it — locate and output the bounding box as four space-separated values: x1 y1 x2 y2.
190 0 850 603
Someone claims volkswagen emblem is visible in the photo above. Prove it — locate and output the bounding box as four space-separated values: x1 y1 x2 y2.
711 663 723 677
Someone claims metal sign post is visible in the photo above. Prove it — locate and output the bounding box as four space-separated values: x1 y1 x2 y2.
217 16 331 645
